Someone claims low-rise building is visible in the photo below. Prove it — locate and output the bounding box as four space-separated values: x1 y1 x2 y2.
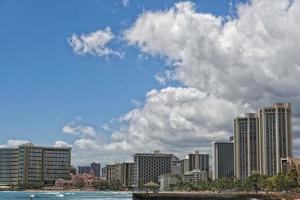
159 174 179 191
281 157 300 173
183 170 207 183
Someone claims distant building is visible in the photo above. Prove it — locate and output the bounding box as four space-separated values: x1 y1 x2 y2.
90 162 101 177
171 156 181 175
102 166 107 178
18 143 71 188
258 103 292 176
133 150 173 186
0 148 19 185
234 113 258 180
78 166 91 175
212 142 234 180
180 158 189 175
107 162 134 188
159 174 179 191
188 151 209 172
281 157 300 174
183 170 207 183
70 166 77 175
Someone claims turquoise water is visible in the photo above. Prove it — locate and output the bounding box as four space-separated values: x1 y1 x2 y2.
0 191 132 200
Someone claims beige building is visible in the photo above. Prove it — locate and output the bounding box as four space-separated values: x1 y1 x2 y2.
234 113 258 180
106 162 134 188
183 169 207 183
258 103 292 176
0 148 19 185
233 103 293 179
188 151 209 172
281 157 300 173
18 143 71 188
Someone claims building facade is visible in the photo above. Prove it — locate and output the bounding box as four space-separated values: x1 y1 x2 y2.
188 151 209 172
159 174 179 191
90 162 101 177
78 166 91 175
183 169 207 183
180 158 189 175
281 157 300 174
18 143 71 188
0 143 71 188
234 113 258 180
212 142 234 180
0 148 19 185
258 103 292 176
133 151 173 186
106 162 134 188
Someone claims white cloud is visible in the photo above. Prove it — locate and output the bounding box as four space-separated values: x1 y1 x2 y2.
53 140 72 148
0 139 30 148
123 0 300 158
67 87 250 165
68 27 123 58
124 0 300 111
62 123 96 138
65 0 300 164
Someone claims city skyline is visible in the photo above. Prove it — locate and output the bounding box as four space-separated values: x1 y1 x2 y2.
1 0 300 167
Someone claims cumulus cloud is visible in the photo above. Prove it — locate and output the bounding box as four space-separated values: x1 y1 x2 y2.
53 140 72 148
62 123 97 138
67 87 250 165
0 139 30 148
68 27 123 58
66 0 300 164
123 0 300 157
124 0 300 111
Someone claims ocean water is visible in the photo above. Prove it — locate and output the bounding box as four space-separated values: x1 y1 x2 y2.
0 191 133 200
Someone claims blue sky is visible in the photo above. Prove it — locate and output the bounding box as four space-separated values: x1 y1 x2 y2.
2 0 299 166
0 0 235 145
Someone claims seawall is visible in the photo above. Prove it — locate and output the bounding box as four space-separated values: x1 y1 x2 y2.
133 192 283 200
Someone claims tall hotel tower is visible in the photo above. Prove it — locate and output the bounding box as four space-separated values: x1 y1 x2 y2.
258 103 292 176
234 113 258 180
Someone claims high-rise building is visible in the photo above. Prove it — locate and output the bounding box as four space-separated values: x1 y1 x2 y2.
102 166 107 178
90 162 101 177
234 113 258 180
106 162 134 187
188 151 209 172
258 103 292 176
17 143 71 188
42 146 71 184
0 148 19 185
133 150 173 186
212 142 234 180
78 166 91 175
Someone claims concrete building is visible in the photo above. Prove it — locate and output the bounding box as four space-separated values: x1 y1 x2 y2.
78 166 91 175
102 166 107 179
133 150 173 186
281 157 300 173
42 146 71 185
183 169 207 183
159 174 179 191
180 158 189 175
171 156 181 175
0 148 19 186
188 151 209 172
212 142 234 180
18 143 71 187
106 162 134 188
234 113 258 180
258 103 292 176
90 162 101 177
